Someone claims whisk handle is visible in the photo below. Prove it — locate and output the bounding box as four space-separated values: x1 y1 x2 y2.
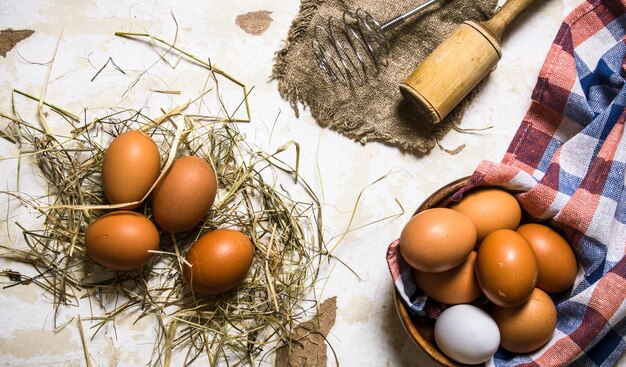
482 0 537 40
381 0 440 32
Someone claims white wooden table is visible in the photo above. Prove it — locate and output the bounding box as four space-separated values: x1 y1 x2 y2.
1 0 622 366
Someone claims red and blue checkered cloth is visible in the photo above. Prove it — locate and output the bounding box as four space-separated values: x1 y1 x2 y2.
387 0 626 365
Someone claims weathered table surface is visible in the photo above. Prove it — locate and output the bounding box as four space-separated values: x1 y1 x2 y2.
1 0 623 366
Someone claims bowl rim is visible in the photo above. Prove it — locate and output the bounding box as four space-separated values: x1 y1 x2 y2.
393 176 486 367
414 176 470 215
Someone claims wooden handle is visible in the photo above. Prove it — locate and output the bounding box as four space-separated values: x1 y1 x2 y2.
482 0 537 40
399 0 539 124
400 22 501 124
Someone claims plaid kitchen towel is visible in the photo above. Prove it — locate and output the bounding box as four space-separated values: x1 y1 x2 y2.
387 0 626 366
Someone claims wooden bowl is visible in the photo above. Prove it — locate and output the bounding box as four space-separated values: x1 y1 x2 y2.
393 176 482 367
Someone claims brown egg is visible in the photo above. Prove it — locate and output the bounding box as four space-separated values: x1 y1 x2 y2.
183 229 254 295
414 251 483 304
517 223 577 293
475 229 538 307
151 156 218 233
400 208 476 273
103 130 161 209
490 288 557 353
450 188 521 241
85 211 160 270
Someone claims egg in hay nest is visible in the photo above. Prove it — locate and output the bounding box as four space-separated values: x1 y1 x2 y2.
151 155 218 233
183 228 254 295
85 211 160 270
102 130 161 209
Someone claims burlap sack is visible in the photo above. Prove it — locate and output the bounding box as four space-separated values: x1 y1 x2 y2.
273 0 498 154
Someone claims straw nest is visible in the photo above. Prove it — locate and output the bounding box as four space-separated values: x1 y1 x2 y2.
0 31 328 366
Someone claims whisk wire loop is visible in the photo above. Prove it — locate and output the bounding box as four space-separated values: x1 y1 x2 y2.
313 8 389 86
312 0 441 86
350 9 389 67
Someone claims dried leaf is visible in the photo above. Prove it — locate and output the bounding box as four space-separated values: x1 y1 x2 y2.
0 29 34 57
275 297 337 367
235 11 273 35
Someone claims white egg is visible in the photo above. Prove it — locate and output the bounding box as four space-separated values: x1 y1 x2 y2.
434 304 500 364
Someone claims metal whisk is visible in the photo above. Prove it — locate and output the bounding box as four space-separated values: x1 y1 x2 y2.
313 0 441 86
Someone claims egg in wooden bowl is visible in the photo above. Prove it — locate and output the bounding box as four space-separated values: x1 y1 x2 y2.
391 177 578 366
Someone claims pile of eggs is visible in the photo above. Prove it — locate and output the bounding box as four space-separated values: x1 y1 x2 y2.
399 188 578 364
85 130 254 296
